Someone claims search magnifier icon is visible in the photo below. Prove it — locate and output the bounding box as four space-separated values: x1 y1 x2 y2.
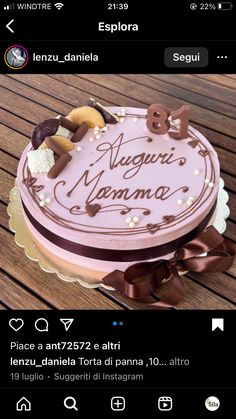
64 397 78 411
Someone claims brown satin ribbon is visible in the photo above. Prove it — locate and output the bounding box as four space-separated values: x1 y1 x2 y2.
103 226 235 308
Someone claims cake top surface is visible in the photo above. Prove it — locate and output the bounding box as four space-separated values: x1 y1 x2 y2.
18 104 220 247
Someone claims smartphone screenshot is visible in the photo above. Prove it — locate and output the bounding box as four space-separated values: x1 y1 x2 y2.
0 1 235 417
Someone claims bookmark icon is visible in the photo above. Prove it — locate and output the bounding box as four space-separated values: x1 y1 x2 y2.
211 318 224 332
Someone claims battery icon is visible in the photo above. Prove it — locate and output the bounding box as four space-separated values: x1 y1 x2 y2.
217 2 233 9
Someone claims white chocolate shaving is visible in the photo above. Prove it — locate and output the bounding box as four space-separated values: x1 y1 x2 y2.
27 149 55 174
56 125 71 139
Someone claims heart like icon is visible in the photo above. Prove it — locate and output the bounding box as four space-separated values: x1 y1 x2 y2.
9 318 24 332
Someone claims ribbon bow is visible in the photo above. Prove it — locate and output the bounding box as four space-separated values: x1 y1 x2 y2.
103 226 235 307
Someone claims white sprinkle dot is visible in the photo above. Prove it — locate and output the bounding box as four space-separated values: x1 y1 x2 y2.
132 117 138 122
133 216 140 223
126 216 132 224
129 221 136 228
94 126 100 132
188 196 195 202
45 197 52 205
177 199 183 206
101 126 108 132
95 134 101 140
208 181 214 188
119 117 125 123
89 137 94 142
76 146 82 152
39 200 46 207
187 199 193 206
205 178 210 184
117 112 121 117
194 169 200 176
39 193 45 200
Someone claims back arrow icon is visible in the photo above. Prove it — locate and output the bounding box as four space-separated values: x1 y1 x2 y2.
6 19 14 33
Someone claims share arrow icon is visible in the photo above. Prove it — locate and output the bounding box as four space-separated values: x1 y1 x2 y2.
60 318 74 331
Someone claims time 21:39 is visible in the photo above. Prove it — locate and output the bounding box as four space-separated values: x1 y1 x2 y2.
108 3 129 10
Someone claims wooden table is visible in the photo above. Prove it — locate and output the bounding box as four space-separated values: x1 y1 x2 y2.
0 74 236 310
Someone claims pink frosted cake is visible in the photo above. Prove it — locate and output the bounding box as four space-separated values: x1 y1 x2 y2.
17 101 220 285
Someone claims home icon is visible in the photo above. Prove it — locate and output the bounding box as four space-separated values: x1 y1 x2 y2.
16 397 31 412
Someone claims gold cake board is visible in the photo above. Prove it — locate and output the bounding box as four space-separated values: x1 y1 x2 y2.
7 183 114 291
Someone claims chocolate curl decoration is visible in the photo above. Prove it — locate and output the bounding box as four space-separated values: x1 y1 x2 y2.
103 226 235 308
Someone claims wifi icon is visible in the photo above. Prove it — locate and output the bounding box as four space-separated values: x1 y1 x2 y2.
54 2 64 9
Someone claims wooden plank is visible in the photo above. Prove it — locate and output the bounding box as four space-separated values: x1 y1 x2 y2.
146 74 236 110
224 220 236 242
77 74 236 138
1 78 236 155
0 123 30 158
0 168 15 203
0 86 58 124
226 255 236 278
176 276 236 309
0 108 34 138
187 271 236 304
50 73 156 107
194 75 236 90
214 146 236 177
228 191 236 220
0 226 122 310
6 74 116 108
0 151 18 176
221 172 236 193
0 270 50 309
224 75 236 80
99 288 164 310
0 75 73 113
191 122 236 154
0 202 10 230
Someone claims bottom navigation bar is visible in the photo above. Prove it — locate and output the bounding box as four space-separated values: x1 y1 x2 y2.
1 388 231 417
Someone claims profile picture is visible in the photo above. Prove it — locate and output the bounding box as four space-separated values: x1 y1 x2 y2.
4 45 29 70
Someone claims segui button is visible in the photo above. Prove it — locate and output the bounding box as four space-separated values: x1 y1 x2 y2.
164 47 208 67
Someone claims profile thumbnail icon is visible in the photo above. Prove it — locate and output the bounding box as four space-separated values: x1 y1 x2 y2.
4 45 29 70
